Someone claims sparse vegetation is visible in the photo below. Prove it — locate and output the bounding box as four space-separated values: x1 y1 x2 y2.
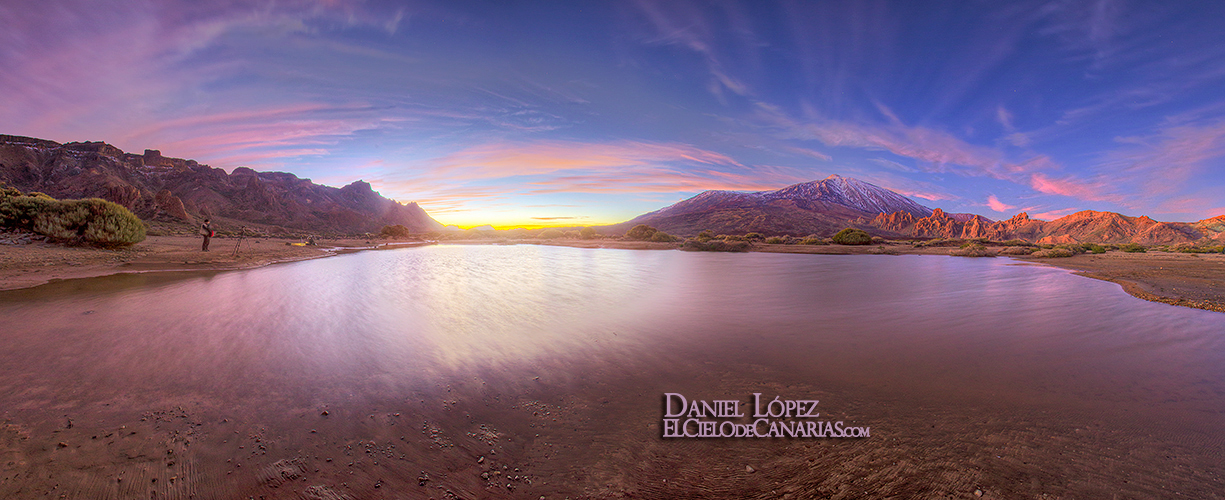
764 236 786 244
998 246 1037 255
681 238 751 252
999 239 1035 247
744 232 765 241
1119 243 1147 253
649 231 679 242
801 235 827 245
1031 247 1075 258
949 242 995 257
1081 243 1107 254
0 187 145 247
869 245 900 255
832 228 872 245
379 225 414 238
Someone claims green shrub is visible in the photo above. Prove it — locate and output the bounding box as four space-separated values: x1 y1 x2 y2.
539 228 564 239
801 235 827 245
625 224 659 240
696 230 715 242
998 246 1037 255
681 239 750 252
380 224 412 238
744 232 764 241
1119 243 1147 253
1082 243 1107 254
579 227 598 239
764 236 785 244
832 228 872 245
1031 248 1075 258
950 243 995 257
649 231 679 242
1 189 145 247
999 239 1033 247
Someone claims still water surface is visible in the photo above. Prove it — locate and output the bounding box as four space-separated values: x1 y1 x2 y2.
1 244 1222 497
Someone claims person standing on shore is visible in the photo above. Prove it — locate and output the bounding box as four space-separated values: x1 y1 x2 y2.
201 218 213 251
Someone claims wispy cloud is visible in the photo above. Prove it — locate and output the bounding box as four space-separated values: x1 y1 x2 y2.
755 102 1054 181
626 0 757 101
1028 173 1120 203
986 195 1015 212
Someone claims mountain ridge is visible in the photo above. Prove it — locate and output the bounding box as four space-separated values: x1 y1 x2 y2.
617 174 1224 245
0 135 442 234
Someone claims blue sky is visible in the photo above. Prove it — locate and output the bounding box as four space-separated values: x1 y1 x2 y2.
3 0 1225 227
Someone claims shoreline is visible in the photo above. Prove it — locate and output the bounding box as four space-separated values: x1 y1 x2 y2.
2 235 1221 313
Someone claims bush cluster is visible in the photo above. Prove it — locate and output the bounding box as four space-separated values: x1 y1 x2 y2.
831 228 872 245
380 224 414 238
624 224 679 242
681 238 751 252
0 187 145 247
949 242 996 257
1031 247 1075 258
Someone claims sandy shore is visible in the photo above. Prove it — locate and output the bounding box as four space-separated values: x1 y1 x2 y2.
2 234 1222 313
0 233 431 291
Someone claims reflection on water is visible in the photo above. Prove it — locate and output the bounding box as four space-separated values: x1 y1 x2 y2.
1 244 1223 496
2 245 1223 415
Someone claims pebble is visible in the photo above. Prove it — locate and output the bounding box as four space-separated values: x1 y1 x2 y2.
745 465 756 473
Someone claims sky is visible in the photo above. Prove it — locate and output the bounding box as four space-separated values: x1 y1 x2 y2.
3 0 1225 228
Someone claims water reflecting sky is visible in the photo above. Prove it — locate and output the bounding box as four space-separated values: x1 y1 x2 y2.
1 245 1222 433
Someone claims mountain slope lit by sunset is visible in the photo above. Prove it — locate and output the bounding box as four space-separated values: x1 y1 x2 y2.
3 1 1224 228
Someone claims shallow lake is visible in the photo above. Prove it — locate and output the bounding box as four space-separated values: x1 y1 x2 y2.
1 244 1222 498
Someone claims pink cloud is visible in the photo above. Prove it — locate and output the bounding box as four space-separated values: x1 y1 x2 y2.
1028 173 1123 204
986 195 1015 212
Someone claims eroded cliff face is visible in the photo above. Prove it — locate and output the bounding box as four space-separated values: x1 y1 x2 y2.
0 135 442 233
871 208 1216 244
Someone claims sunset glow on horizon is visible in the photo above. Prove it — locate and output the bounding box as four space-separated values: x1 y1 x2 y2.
4 1 1225 227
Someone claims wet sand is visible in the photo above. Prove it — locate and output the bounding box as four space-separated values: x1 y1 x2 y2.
1020 252 1225 313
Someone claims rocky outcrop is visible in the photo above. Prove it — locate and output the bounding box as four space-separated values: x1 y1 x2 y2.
0 135 443 234
870 208 1219 245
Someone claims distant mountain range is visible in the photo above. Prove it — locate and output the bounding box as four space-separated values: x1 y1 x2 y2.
612 175 938 236
617 175 1225 245
0 135 442 234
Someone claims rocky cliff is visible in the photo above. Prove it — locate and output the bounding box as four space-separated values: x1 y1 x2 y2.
0 135 442 234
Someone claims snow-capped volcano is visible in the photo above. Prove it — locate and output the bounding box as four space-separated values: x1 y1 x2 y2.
616 175 933 236
761 175 932 217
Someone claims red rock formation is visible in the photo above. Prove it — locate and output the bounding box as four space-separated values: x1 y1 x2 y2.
869 208 1210 245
